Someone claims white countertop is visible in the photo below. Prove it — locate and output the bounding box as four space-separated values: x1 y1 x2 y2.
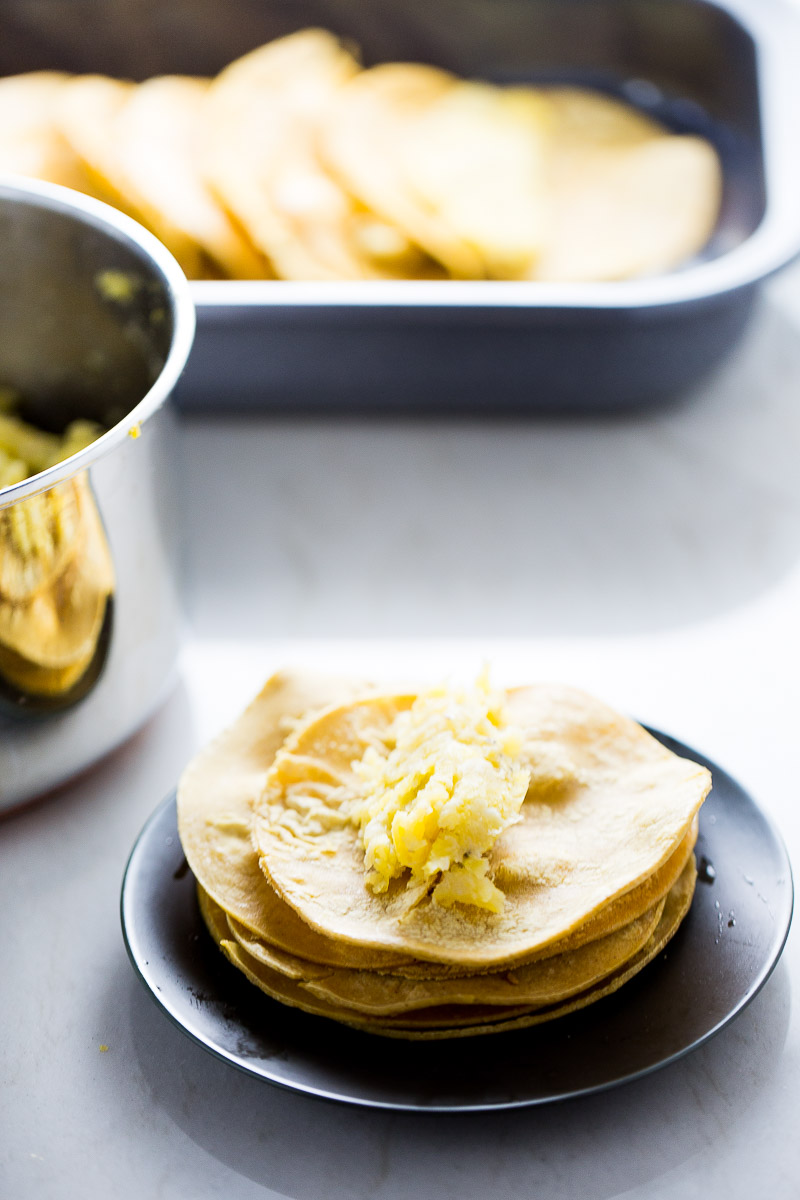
3 272 800 1197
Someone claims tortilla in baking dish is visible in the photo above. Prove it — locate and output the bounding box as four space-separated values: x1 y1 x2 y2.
1 34 723 282
57 75 140 216
0 72 99 195
113 74 266 281
203 30 444 281
322 62 511 279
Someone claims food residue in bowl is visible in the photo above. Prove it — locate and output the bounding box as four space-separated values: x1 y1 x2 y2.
0 389 104 489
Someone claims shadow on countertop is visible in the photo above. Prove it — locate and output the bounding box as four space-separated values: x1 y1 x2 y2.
118 958 791 1199
180 297 800 640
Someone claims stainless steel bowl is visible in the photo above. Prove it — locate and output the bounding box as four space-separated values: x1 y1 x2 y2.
0 177 195 810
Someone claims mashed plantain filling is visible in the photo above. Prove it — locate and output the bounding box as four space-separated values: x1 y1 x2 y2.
0 393 103 489
352 674 530 913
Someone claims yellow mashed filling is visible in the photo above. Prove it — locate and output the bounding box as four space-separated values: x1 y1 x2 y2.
0 389 103 489
352 675 530 913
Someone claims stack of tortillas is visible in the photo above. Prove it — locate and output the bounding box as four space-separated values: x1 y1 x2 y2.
177 670 711 1039
0 28 722 281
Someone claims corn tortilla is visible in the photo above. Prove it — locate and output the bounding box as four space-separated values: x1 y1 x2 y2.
114 75 266 280
226 815 697 981
177 670 416 970
322 63 486 278
198 857 697 1038
57 75 140 217
203 29 360 280
252 685 710 966
533 87 722 281
373 856 698 1039
178 671 699 976
232 897 665 1017
0 72 98 194
391 80 552 279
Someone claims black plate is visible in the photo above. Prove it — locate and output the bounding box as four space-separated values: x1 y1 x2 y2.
121 731 793 1112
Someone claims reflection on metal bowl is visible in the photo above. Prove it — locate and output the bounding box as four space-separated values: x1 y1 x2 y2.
0 176 195 810
0 472 114 708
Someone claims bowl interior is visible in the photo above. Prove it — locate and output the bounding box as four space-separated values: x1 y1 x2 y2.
0 188 174 435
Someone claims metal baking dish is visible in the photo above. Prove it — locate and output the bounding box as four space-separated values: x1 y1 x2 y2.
3 0 800 412
0 178 194 810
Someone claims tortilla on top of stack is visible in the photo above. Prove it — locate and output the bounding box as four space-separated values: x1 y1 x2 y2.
177 669 710 1039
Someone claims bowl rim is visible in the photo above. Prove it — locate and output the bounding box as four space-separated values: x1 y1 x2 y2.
0 175 196 507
